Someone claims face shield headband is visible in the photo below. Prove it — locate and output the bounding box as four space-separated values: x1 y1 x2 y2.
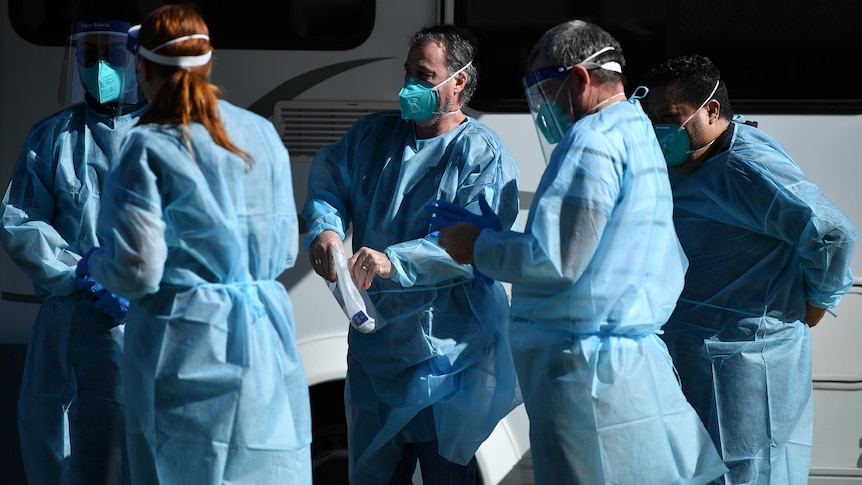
128 24 212 68
522 46 622 164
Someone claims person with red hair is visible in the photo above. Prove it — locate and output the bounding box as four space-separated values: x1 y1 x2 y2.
83 4 312 483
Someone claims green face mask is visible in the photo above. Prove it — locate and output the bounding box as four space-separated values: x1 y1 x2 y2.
654 80 720 167
82 60 124 104
654 123 692 166
535 100 570 145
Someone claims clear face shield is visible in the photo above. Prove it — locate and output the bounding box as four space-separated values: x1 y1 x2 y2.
523 47 623 165
58 20 142 111
523 65 574 165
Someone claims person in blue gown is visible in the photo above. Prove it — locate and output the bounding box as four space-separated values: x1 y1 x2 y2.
302 24 521 485
82 5 312 483
433 20 727 485
645 54 857 484
1 16 146 485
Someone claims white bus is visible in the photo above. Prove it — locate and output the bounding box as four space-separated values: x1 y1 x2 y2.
1 1 860 483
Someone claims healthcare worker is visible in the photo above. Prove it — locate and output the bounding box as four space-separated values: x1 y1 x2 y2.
644 54 857 484
303 24 520 485
1 17 146 485
83 5 312 483
432 20 727 484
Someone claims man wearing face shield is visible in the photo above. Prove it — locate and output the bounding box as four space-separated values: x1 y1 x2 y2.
645 55 857 484
303 24 520 485
0 18 146 485
431 20 727 484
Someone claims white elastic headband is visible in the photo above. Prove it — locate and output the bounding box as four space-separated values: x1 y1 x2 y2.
138 33 212 68
577 46 622 74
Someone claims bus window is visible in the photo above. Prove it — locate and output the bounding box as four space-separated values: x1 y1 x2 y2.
9 0 374 50
457 0 862 114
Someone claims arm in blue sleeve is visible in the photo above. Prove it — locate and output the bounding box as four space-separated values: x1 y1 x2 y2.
795 197 857 307
1 132 80 296
264 123 299 269
391 132 520 287
386 235 474 287
473 204 607 287
740 163 857 307
472 129 614 286
88 135 167 300
301 141 352 249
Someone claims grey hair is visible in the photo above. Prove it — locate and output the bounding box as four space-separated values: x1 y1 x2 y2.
527 20 625 84
409 24 478 104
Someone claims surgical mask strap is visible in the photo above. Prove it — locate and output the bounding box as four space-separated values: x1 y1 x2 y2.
681 80 721 154
588 92 625 114
137 33 212 68
687 138 717 155
430 61 473 115
680 79 720 129
432 61 473 91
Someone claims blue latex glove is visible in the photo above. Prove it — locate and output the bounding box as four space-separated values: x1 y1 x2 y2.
75 274 104 294
95 291 129 324
425 194 500 285
424 193 502 231
74 248 102 293
75 247 127 323
76 247 97 276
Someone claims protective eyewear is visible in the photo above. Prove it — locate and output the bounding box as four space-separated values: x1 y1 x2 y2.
75 42 129 67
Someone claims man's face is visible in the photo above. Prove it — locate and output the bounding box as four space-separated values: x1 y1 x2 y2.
648 82 714 172
404 41 460 117
647 83 694 126
527 56 572 118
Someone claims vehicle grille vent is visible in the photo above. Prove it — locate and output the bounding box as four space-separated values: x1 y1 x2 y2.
274 100 399 161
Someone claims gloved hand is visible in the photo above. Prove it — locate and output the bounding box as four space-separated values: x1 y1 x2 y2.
75 274 104 294
76 247 97 276
425 193 502 232
425 195 500 286
95 291 129 324
75 247 127 324
74 248 103 293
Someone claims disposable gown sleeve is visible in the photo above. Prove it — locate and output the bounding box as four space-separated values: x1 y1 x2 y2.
301 141 351 249
88 133 167 299
389 153 520 288
474 129 615 287
733 161 857 307
1 127 82 296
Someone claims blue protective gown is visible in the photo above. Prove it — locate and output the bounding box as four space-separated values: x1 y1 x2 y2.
1 99 146 485
663 121 857 484
473 97 728 485
87 100 312 484
302 111 521 485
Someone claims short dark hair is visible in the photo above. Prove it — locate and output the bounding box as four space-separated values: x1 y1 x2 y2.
644 55 734 121
527 19 625 86
409 24 479 104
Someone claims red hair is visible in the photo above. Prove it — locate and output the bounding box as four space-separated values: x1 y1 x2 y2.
137 4 250 165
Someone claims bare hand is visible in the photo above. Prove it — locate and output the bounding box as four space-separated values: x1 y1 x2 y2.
437 221 481 264
805 303 828 328
349 247 396 290
309 230 343 283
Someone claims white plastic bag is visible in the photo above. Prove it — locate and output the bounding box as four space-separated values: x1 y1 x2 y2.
327 245 377 333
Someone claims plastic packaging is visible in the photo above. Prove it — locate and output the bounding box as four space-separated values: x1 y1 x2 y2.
328 245 377 333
